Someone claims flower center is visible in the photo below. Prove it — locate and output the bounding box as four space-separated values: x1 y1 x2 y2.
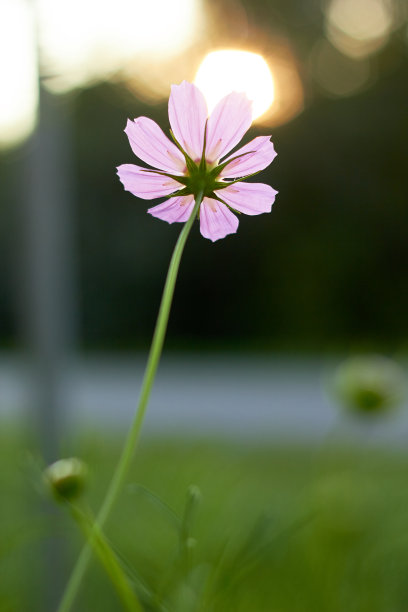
184 160 226 198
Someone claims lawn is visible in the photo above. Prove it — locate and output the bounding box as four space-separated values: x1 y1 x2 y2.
2 428 408 611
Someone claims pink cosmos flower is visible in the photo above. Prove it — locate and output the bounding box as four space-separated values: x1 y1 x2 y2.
117 81 278 242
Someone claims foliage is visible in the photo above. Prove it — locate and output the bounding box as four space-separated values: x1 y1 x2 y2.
3 429 408 611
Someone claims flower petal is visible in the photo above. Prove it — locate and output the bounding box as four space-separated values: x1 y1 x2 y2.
117 164 182 200
220 136 277 178
215 182 278 216
199 198 239 241
205 92 253 163
125 117 186 174
148 195 195 224
168 81 208 162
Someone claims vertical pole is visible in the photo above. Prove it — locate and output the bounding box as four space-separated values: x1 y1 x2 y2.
19 83 78 610
21 84 77 460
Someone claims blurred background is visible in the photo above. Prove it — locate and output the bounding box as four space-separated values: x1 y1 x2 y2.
1 0 408 610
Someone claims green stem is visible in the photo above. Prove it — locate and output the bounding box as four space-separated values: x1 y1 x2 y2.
70 504 143 612
57 191 203 612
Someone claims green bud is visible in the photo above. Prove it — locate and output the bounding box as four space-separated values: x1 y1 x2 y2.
44 457 87 502
185 536 197 552
332 355 406 415
186 484 201 505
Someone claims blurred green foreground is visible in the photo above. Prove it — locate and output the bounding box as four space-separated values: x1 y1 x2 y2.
2 429 408 612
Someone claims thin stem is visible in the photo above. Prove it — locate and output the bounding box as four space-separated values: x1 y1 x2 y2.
70 504 143 612
57 191 203 612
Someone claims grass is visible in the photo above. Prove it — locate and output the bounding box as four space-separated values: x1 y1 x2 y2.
2 427 408 611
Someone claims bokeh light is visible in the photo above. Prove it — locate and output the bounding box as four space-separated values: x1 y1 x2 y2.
194 50 275 120
325 0 394 58
0 0 38 149
310 39 372 97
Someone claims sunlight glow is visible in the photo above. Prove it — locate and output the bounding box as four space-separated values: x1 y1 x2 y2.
38 0 200 92
194 50 275 121
0 0 38 148
0 0 201 146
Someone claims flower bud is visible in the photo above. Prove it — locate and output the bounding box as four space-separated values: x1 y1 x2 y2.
44 457 87 502
332 355 406 415
186 484 201 505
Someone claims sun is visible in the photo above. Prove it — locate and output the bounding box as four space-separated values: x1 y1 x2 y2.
194 50 275 121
